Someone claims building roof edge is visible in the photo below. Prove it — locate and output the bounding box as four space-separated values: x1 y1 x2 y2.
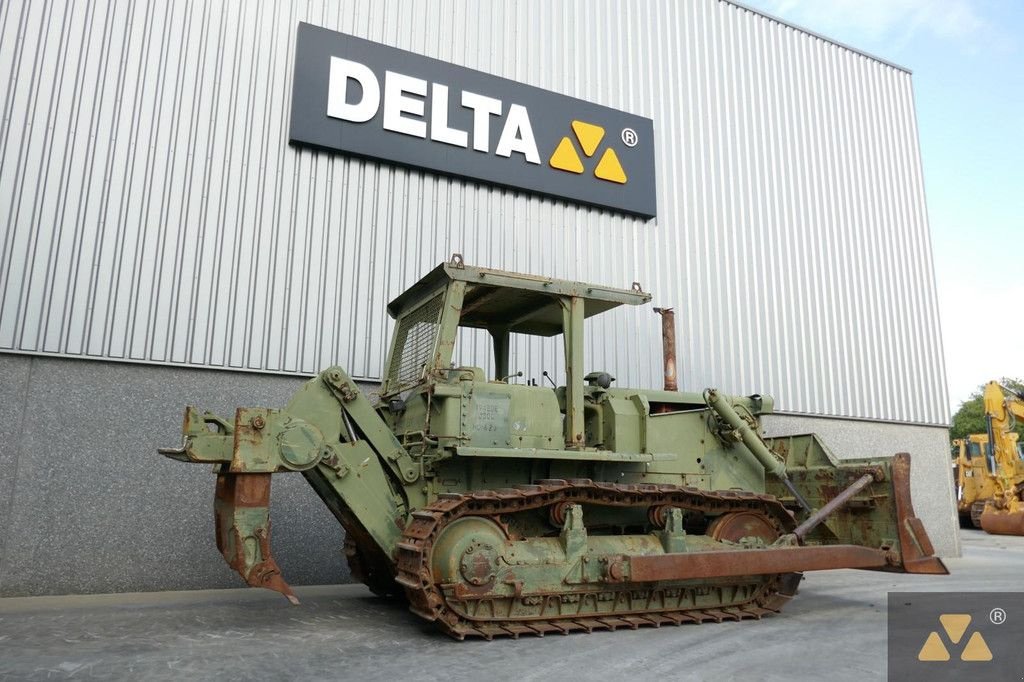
723 0 913 75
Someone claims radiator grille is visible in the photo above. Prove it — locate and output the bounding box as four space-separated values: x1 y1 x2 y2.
386 294 444 390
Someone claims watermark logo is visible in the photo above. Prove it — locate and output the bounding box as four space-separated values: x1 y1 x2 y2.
917 614 992 661
889 592 1018 681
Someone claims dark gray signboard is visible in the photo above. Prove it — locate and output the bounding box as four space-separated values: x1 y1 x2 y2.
888 592 1023 681
289 23 657 218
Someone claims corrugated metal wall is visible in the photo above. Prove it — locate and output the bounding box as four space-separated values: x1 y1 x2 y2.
0 0 948 424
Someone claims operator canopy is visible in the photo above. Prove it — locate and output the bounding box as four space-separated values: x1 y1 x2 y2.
387 258 652 337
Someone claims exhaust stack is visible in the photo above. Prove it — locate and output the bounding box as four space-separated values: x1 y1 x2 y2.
653 307 678 391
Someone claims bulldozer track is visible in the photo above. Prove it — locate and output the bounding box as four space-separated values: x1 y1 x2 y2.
970 500 987 528
394 479 802 639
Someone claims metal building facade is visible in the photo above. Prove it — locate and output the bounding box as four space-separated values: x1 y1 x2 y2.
0 0 947 425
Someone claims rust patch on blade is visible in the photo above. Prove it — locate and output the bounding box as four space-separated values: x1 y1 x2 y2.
889 453 948 575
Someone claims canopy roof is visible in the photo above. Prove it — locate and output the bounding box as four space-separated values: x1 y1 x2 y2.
387 259 652 337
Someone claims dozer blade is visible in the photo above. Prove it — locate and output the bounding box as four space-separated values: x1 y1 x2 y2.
633 453 947 581
886 452 949 574
214 472 299 604
979 505 1024 536
767 444 948 576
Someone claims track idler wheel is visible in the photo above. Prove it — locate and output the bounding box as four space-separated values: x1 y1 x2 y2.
708 511 780 545
430 517 510 590
459 541 499 587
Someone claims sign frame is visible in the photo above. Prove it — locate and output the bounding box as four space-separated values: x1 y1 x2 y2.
288 22 657 218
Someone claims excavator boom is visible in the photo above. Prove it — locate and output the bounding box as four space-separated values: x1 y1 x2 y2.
977 382 1024 535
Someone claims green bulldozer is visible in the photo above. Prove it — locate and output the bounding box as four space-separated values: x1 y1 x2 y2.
160 255 946 639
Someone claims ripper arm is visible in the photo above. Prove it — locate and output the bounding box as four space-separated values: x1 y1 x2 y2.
159 367 410 602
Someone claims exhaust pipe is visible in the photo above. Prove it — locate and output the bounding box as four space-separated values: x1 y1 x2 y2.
653 307 678 391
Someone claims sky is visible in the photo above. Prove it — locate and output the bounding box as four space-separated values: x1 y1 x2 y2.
742 0 1024 416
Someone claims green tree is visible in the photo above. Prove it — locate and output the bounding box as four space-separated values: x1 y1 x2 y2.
950 378 1024 441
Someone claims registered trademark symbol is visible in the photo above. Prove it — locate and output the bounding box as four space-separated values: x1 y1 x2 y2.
621 127 638 147
990 607 1006 625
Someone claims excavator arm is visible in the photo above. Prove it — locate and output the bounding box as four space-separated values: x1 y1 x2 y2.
159 367 411 601
979 382 1024 534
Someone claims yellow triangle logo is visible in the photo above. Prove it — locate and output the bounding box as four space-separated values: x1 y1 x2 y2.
571 120 605 157
939 614 971 644
594 148 627 184
549 137 584 173
918 631 950 661
548 120 628 184
961 632 993 661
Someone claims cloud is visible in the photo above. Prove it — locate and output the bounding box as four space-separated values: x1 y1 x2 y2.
748 0 993 51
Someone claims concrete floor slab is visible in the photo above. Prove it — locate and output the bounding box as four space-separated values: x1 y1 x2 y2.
0 530 1020 682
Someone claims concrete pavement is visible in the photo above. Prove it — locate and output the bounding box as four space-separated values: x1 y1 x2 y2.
1 530 1020 681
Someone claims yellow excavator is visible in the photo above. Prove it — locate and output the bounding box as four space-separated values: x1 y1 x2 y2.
952 432 1020 527
955 382 1024 535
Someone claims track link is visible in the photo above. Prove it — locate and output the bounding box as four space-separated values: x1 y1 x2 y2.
395 479 802 639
